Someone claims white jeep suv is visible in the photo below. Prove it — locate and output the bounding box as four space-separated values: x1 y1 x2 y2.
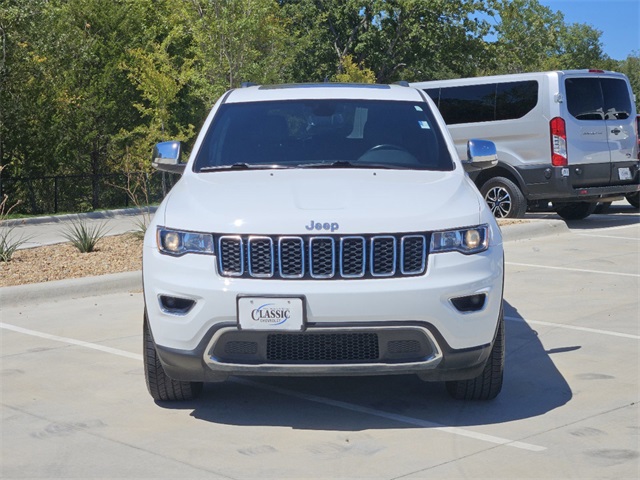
143 83 505 402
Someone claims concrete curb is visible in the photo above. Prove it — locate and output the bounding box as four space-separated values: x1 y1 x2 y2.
0 218 569 305
1 206 158 227
0 271 142 308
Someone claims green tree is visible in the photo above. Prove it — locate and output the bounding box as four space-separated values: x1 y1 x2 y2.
553 22 607 70
486 0 564 73
176 0 294 106
280 0 492 83
333 54 376 83
617 52 640 107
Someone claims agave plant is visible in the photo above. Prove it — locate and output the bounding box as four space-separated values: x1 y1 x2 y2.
0 225 32 262
60 219 111 253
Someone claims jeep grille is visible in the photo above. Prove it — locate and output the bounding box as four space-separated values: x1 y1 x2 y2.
217 234 428 279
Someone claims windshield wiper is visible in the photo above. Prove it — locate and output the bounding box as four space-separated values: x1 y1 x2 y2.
199 163 290 172
298 161 355 168
299 161 409 170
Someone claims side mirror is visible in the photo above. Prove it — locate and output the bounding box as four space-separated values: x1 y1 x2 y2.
152 141 186 174
463 139 498 172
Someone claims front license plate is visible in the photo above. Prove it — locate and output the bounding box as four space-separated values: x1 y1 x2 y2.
618 167 632 180
237 296 305 331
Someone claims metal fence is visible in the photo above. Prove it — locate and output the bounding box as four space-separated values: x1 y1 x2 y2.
0 172 180 215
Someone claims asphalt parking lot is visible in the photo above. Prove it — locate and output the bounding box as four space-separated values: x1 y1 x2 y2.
1 205 638 479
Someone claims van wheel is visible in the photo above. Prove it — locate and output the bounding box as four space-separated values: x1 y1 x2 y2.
555 202 597 220
626 192 639 209
446 310 504 401
480 177 527 218
144 313 203 402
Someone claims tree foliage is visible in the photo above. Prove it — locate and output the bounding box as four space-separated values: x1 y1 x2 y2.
1 0 635 211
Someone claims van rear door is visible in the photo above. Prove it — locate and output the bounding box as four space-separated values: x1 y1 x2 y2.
562 73 637 188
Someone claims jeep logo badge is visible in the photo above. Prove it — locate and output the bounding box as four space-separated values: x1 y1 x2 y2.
305 220 339 232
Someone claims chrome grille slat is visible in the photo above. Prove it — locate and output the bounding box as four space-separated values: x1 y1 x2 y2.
248 236 274 277
218 236 244 276
340 236 366 278
217 234 428 279
310 237 335 279
401 235 427 275
370 236 396 277
279 237 304 278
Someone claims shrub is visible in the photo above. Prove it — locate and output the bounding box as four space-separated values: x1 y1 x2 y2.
0 225 32 262
0 168 32 261
60 219 111 253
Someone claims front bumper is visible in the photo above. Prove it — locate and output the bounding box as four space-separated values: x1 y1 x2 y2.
143 242 504 381
154 321 494 383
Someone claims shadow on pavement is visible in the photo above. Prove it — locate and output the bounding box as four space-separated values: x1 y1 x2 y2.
159 300 573 431
525 202 639 230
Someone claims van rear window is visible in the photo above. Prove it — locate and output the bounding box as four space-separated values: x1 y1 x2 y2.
565 77 631 121
427 80 538 125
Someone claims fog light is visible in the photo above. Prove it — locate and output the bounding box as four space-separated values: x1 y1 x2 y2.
451 294 486 313
159 295 196 315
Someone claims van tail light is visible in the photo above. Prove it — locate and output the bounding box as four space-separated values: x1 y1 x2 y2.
550 117 568 166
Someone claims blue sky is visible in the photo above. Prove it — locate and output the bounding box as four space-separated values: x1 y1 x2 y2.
538 0 639 60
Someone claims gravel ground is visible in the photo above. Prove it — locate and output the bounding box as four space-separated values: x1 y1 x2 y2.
0 235 142 287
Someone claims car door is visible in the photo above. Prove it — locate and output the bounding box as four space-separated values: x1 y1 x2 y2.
562 74 636 188
600 77 637 185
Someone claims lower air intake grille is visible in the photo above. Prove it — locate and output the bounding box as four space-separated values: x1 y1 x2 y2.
266 333 379 363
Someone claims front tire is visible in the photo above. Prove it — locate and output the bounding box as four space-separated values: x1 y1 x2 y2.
144 313 203 402
555 202 596 220
480 177 527 218
446 310 504 401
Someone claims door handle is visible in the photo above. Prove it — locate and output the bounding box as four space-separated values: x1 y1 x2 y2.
611 128 621 135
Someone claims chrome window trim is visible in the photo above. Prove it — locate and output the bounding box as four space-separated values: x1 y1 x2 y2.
400 235 427 275
248 236 274 278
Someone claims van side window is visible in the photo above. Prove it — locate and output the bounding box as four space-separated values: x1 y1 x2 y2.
439 84 495 124
429 80 538 125
425 88 440 105
565 77 631 121
496 81 538 121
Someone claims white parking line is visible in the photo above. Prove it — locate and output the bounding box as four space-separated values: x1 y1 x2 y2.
0 322 143 361
576 234 638 240
505 316 640 340
506 262 639 278
0 321 546 453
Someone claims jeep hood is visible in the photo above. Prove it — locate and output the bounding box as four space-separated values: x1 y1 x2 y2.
160 169 483 234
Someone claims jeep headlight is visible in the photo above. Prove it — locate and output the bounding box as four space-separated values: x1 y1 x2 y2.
431 225 489 255
157 227 214 256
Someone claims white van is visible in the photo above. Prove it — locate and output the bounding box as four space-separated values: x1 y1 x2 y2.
144 83 506 402
412 70 639 219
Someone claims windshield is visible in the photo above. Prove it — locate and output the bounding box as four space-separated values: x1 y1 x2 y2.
193 99 454 172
